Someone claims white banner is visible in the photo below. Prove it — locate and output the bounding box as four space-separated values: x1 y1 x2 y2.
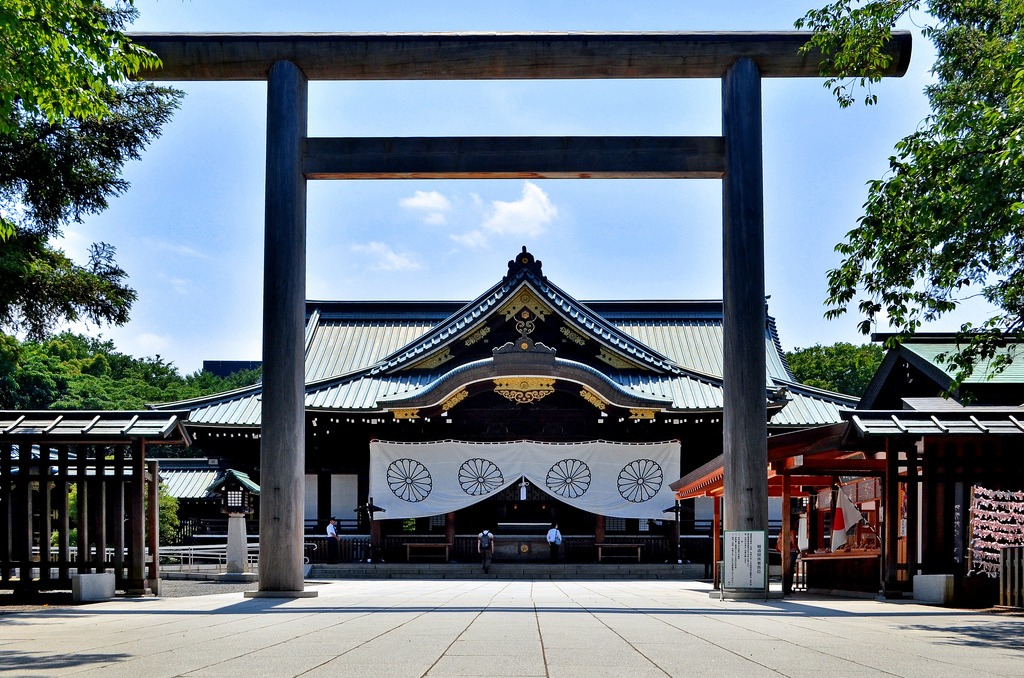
369 439 680 520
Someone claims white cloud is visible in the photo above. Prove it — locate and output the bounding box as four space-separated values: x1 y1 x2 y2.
400 190 451 224
351 241 423 271
400 190 451 212
451 181 557 247
449 230 488 248
136 333 171 352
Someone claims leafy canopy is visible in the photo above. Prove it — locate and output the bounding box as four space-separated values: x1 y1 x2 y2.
0 1 180 336
0 331 261 410
786 342 885 397
798 0 1024 388
0 1 158 136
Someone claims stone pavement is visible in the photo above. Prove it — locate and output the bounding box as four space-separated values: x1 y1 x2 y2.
1 580 1022 677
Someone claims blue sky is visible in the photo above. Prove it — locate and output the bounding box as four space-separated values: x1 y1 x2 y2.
58 1 971 374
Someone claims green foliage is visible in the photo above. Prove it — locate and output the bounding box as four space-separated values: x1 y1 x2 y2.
786 342 885 397
0 331 261 409
0 1 158 136
799 0 1024 388
146 482 180 546
0 1 180 335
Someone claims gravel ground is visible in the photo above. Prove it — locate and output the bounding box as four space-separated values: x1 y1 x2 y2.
158 579 259 597
0 578 259 614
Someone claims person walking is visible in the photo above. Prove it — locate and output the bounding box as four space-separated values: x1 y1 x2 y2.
478 528 495 574
326 517 340 564
546 523 562 563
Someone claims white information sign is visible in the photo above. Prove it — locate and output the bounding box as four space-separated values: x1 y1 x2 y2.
723 530 767 590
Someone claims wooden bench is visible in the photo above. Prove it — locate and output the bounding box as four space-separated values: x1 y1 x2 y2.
405 542 453 562
596 543 642 563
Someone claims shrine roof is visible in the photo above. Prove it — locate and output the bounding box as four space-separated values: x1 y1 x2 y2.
154 248 852 427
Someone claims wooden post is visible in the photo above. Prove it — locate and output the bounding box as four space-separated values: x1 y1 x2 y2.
111 445 125 587
906 442 919 581
57 445 70 583
721 58 768 537
445 512 456 551
41 477 52 585
127 440 146 593
712 495 722 584
884 438 899 590
781 474 792 595
258 59 309 594
93 448 106 573
76 453 89 575
147 459 160 584
595 514 605 546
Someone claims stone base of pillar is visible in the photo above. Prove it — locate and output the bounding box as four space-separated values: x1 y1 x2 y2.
244 590 318 598
709 589 783 600
214 572 258 582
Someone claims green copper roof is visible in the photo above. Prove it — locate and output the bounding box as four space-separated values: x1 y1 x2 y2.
902 342 1024 384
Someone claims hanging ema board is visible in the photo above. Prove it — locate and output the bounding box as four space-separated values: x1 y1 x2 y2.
723 530 767 591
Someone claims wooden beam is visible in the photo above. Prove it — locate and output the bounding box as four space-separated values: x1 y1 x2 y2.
779 457 886 473
303 136 725 180
130 31 912 81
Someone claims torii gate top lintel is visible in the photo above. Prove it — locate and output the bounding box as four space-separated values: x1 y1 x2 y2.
130 31 912 81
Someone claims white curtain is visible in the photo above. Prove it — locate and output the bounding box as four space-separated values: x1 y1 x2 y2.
369 439 680 520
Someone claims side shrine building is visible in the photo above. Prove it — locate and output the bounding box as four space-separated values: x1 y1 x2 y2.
156 248 855 560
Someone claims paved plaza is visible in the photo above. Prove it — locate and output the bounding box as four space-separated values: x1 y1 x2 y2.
1 580 1022 677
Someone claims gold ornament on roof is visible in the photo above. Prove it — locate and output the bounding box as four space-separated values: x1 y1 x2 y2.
494 377 555 404
464 325 491 346
579 388 608 411
497 286 552 322
391 409 420 420
408 348 453 370
560 325 586 346
442 389 469 411
629 409 658 420
597 347 646 371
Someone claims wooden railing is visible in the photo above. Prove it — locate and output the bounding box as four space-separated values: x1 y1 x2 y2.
1001 546 1024 608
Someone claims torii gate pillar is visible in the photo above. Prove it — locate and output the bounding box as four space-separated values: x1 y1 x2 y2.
722 58 768 535
248 60 313 597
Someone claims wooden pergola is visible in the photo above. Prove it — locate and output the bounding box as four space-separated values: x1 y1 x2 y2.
0 411 190 594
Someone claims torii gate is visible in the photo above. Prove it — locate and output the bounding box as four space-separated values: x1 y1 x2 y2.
134 32 911 595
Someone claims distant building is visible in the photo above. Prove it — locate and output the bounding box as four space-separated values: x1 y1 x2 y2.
202 360 262 379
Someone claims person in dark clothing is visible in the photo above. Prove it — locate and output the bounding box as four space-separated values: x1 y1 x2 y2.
326 517 340 564
546 523 562 562
478 529 494 574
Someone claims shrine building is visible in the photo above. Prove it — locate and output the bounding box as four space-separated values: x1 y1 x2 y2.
156 248 854 558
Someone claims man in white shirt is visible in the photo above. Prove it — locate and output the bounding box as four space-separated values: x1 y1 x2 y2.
326 517 340 563
546 523 562 563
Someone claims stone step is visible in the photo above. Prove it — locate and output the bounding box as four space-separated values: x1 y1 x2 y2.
309 563 708 580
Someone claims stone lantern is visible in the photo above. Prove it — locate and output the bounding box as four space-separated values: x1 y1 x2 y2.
206 470 260 580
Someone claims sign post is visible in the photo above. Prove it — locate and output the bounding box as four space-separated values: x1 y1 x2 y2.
722 530 768 599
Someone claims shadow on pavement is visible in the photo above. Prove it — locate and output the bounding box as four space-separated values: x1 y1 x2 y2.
0 650 131 670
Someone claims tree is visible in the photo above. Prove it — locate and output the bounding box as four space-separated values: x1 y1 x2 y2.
0 1 180 337
786 342 885 397
0 331 262 410
797 1 1024 387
